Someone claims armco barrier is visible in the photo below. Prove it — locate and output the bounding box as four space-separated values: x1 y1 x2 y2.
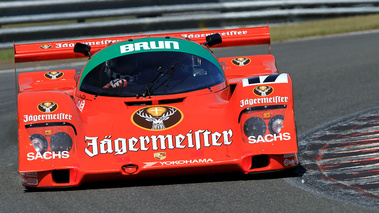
1 0 379 49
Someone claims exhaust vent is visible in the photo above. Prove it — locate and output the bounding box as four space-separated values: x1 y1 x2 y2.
250 155 269 169
52 169 70 183
125 98 185 106
159 98 185 105
125 101 153 106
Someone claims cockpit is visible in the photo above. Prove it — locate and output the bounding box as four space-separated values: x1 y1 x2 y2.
80 51 226 97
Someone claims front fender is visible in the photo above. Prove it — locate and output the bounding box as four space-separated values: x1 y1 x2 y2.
18 91 80 173
229 73 297 155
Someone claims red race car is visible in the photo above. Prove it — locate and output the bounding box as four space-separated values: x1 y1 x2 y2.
15 26 298 188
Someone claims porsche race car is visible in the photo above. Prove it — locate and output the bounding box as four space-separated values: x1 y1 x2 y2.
15 26 298 188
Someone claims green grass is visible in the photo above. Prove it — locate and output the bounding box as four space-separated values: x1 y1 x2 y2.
270 14 379 42
0 48 13 62
2 14 379 62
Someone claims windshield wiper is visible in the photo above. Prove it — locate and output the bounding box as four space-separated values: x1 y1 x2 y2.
94 90 106 99
137 56 183 98
204 85 212 92
136 66 164 98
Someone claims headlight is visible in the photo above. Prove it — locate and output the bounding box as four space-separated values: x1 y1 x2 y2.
243 117 266 138
50 132 73 152
268 115 284 134
30 134 48 154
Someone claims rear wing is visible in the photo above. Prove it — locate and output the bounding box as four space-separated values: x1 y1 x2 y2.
14 26 270 63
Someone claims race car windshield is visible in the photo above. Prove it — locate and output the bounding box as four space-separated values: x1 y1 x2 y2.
80 51 225 97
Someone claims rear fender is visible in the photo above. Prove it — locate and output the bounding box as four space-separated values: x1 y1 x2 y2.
18 91 80 173
230 73 297 155
220 54 278 85
18 69 77 96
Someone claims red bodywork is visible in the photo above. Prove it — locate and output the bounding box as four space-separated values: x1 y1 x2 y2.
16 26 298 188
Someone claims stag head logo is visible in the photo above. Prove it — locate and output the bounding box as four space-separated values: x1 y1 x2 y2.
44 71 64 79
37 101 58 113
253 85 274 97
132 106 183 130
231 57 251 66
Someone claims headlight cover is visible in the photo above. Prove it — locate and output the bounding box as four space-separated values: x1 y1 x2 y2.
30 134 48 154
268 115 284 135
50 132 73 152
25 122 77 156
243 117 266 138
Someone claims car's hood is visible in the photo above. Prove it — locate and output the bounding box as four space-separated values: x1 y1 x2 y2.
75 88 242 169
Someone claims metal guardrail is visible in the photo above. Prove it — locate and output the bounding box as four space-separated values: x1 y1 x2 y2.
1 0 379 49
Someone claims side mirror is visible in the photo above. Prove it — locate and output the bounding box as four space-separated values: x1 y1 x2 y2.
74 43 92 58
204 33 222 47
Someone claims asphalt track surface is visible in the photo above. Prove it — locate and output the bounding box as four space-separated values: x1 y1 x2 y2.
1 31 379 212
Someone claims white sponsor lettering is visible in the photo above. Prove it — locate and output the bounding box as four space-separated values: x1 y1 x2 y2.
283 153 295 158
55 39 122 49
120 41 179 54
27 151 70 161
144 162 158 167
160 158 213 166
181 30 248 39
248 132 291 144
143 158 213 168
22 178 38 186
53 31 248 50
85 129 233 157
23 172 38 177
23 113 72 123
284 158 298 166
240 96 289 107
77 99 85 112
